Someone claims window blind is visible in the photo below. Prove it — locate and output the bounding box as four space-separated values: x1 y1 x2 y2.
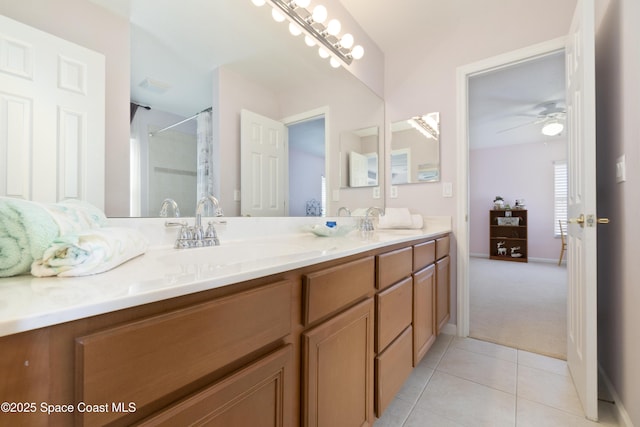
554 161 568 236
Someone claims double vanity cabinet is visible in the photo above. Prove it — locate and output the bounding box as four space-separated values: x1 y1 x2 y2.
0 232 450 427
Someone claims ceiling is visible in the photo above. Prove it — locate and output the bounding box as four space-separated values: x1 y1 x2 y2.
91 0 566 148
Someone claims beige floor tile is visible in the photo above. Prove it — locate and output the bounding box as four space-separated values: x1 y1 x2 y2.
517 364 584 416
517 397 610 427
404 406 465 427
395 363 434 405
450 336 518 363
415 371 515 427
437 346 517 394
421 333 453 369
372 397 413 427
517 349 570 377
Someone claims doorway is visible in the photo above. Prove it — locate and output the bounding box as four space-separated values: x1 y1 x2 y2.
456 37 568 345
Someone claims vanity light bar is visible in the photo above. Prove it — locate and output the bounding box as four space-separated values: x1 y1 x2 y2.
257 0 363 66
408 116 438 140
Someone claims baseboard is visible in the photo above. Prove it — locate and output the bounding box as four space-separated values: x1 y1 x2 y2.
599 364 635 427
441 322 457 336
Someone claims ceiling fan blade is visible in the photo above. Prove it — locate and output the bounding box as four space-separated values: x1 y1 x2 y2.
496 120 537 134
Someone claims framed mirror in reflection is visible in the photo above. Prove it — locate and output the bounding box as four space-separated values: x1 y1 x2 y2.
390 112 440 184
339 126 379 188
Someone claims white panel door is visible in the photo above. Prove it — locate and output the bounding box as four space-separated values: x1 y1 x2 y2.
565 0 600 420
349 151 369 187
0 15 105 209
240 109 287 217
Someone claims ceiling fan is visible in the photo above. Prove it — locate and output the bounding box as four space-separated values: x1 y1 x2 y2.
498 101 566 136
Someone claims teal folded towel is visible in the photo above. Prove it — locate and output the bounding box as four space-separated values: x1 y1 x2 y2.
0 198 107 277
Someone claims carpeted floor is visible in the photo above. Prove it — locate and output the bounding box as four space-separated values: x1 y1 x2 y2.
469 257 567 360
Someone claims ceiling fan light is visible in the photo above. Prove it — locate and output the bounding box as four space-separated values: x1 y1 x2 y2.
542 121 564 136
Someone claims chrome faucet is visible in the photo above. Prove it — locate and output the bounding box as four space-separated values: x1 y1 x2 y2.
337 207 351 217
360 207 385 232
173 195 223 249
195 195 224 226
159 198 180 218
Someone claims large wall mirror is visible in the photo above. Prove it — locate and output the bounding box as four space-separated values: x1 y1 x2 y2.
97 0 385 217
390 112 440 184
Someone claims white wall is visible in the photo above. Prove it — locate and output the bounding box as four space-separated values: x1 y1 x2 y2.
470 141 567 261
595 0 640 424
384 0 577 325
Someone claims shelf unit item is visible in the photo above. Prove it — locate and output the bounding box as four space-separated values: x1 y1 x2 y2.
489 209 528 263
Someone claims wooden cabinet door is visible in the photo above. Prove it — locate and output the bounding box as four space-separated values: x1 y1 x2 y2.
436 256 450 333
137 345 293 427
413 264 436 365
302 299 375 427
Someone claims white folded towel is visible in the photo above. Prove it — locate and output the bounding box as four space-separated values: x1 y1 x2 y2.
31 227 148 277
379 210 424 230
378 208 413 228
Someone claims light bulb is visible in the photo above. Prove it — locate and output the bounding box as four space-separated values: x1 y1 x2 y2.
340 33 354 49
542 121 564 136
304 35 316 47
330 57 341 68
351 45 364 59
295 0 310 7
251 0 266 6
289 22 302 36
318 47 330 59
271 8 286 22
312 5 328 23
327 19 341 36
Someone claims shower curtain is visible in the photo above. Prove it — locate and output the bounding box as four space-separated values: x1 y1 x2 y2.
196 110 215 216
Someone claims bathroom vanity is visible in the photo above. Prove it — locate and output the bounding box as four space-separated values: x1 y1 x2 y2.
0 217 451 426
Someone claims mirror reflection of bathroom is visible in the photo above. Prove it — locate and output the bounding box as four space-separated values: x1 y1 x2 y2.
390 112 440 184
130 105 214 217
339 126 379 188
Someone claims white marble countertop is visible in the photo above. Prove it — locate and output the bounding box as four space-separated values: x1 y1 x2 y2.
0 216 451 337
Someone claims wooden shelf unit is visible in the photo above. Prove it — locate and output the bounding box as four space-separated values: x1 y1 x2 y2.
489 209 528 263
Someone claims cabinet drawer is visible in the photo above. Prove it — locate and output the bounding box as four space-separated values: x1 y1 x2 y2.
375 326 413 417
75 280 292 427
303 256 375 325
413 240 435 271
436 235 450 260
138 344 293 427
376 247 412 290
376 276 412 352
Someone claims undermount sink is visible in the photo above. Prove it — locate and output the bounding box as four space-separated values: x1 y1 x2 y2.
157 241 315 267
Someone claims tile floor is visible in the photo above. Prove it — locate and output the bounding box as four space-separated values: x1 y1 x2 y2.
374 334 620 427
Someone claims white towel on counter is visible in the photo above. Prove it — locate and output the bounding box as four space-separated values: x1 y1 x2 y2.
378 208 413 228
31 227 148 277
378 209 424 230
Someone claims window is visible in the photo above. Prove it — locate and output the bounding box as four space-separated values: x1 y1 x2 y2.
554 161 568 236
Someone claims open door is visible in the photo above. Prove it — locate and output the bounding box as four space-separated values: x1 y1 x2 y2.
566 0 606 420
240 109 288 216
